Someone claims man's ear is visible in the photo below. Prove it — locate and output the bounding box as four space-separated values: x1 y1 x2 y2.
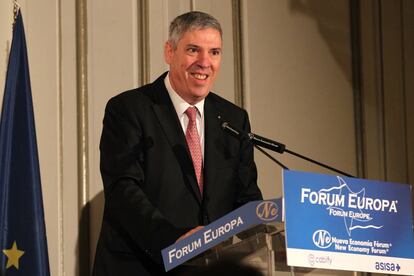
164 42 173 65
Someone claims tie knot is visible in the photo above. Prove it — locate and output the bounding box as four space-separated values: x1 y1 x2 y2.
185 106 198 122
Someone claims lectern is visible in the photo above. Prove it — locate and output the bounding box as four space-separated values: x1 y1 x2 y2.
187 223 355 276
163 176 414 275
185 223 286 275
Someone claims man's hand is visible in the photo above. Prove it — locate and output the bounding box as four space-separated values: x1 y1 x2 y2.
176 226 204 242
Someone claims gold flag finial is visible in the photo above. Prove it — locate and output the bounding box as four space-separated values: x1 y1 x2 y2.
13 0 21 22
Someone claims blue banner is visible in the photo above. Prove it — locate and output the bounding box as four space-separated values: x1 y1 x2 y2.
0 10 50 275
162 198 283 271
284 170 414 275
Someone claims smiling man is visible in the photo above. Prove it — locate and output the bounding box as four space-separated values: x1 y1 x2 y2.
93 11 262 276
165 26 222 105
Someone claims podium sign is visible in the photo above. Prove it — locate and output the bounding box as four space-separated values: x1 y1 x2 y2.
162 198 283 271
283 170 414 275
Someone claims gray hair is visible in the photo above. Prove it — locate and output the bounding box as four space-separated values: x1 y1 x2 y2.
168 11 222 49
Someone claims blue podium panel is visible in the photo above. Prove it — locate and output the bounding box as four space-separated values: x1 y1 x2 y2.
283 170 414 275
162 198 283 272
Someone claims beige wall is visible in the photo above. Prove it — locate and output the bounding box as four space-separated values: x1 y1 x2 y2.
0 0 412 275
244 0 356 200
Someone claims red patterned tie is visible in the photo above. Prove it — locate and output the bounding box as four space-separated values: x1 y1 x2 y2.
185 107 203 195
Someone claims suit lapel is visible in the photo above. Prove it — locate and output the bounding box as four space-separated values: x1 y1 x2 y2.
151 77 202 203
203 96 223 200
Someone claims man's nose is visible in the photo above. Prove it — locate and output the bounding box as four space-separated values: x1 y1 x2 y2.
197 52 211 68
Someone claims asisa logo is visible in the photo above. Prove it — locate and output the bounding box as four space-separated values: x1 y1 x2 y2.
313 230 332 249
256 201 279 221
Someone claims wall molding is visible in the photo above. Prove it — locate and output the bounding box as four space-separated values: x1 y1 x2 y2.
232 0 244 108
349 0 365 178
138 0 150 86
57 0 65 274
75 0 90 274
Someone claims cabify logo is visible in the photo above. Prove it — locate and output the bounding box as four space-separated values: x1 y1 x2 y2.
256 201 279 221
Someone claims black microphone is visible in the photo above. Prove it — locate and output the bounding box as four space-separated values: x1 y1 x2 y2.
221 121 286 153
247 132 286 154
221 121 247 139
219 117 354 177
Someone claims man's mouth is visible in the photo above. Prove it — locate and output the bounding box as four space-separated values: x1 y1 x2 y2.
191 73 208 80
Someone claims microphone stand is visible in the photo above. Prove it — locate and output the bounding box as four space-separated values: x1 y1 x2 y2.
253 136 354 177
283 147 354 177
254 145 289 170
220 120 354 177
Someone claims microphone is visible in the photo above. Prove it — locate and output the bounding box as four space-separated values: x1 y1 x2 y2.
220 121 246 139
219 117 354 177
221 121 286 153
247 132 286 154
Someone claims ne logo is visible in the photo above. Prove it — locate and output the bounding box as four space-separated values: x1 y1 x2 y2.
256 201 279 221
313 230 332 249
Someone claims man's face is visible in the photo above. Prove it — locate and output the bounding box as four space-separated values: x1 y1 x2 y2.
164 28 222 105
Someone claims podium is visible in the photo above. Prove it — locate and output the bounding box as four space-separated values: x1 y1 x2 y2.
163 173 414 275
188 222 288 274
186 223 355 276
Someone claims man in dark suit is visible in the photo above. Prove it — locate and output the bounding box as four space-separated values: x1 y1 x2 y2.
93 11 262 275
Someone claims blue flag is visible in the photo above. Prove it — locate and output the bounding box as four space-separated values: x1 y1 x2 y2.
0 10 51 275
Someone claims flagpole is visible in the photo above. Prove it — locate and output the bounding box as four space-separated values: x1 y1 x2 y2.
13 0 20 22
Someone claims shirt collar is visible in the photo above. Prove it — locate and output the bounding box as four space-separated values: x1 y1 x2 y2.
164 72 205 117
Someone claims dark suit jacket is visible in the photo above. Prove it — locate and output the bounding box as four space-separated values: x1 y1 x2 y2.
93 72 262 276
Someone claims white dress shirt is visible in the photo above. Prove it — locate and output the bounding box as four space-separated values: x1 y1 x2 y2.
164 73 205 159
